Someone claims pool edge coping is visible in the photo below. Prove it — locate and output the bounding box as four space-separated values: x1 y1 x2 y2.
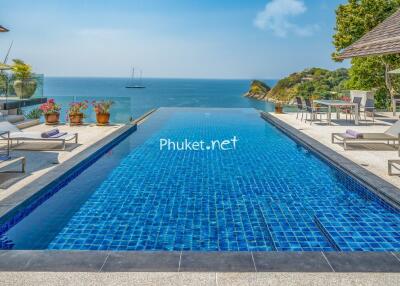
0 250 399 273
260 111 400 210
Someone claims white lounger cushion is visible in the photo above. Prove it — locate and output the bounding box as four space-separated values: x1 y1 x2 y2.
7 132 76 141
4 115 25 124
0 121 76 141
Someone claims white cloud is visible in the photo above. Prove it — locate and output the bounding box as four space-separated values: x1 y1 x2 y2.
254 0 317 37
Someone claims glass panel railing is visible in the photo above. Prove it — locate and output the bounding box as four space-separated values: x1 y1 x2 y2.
0 73 45 111
42 95 134 124
42 77 140 124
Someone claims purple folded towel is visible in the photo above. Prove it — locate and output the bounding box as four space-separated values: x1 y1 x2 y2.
41 129 59 138
49 132 67 138
345 129 363 139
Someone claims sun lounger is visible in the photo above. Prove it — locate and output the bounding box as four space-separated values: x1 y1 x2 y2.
388 160 400 176
0 156 25 173
332 120 400 155
0 121 78 150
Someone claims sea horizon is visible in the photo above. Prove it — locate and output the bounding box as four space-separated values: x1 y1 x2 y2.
44 75 280 82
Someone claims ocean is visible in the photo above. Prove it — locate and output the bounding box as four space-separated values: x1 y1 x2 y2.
44 77 277 123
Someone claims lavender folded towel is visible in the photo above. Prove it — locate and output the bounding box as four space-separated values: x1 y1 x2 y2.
49 132 67 138
41 129 59 138
345 129 363 139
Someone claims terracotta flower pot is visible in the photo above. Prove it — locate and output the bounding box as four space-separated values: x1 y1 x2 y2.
275 105 283 114
96 113 110 125
69 113 84 125
44 112 60 125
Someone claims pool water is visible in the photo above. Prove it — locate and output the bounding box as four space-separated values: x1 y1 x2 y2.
0 108 399 251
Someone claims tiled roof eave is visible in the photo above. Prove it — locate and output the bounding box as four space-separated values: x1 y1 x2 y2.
337 8 400 59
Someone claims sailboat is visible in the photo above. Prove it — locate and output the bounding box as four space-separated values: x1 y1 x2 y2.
125 67 145 89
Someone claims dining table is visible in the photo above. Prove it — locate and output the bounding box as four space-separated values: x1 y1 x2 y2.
313 99 359 125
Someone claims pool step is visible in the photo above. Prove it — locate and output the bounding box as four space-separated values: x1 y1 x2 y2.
314 211 400 251
314 216 341 251
255 205 277 251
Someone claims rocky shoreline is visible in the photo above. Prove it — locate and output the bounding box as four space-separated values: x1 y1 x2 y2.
243 80 271 101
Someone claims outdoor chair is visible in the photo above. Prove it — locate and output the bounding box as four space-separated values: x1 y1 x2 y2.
332 120 400 155
388 160 400 176
304 98 327 125
341 97 362 122
0 131 25 173
362 98 375 123
0 121 78 151
295 97 305 120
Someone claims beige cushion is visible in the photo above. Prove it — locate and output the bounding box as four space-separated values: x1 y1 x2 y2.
5 115 25 124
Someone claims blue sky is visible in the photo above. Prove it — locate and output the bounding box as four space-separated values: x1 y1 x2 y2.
0 0 347 79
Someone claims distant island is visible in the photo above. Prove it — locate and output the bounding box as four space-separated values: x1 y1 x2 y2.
245 68 349 103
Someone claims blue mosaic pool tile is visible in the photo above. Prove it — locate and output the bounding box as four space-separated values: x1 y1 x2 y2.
316 210 400 251
1 108 399 251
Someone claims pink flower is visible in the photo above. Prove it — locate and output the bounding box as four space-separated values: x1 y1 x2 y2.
39 99 61 114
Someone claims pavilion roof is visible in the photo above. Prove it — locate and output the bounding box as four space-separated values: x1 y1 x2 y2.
0 25 9 32
337 8 400 59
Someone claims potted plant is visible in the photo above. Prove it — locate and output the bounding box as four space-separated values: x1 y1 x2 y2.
275 101 284 114
92 100 114 125
11 59 37 99
39 99 61 125
26 108 43 120
68 100 88 125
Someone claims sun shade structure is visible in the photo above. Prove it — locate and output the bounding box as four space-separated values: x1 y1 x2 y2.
0 25 9 32
337 8 400 59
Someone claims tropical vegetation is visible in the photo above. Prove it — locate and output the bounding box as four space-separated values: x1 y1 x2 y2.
249 68 349 103
271 68 349 102
333 0 400 108
11 59 33 80
246 0 400 108
0 59 38 98
25 108 43 119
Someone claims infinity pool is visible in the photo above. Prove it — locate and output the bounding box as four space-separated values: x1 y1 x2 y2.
0 108 399 251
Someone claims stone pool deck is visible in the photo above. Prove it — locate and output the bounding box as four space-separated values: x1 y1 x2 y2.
0 123 125 201
0 272 399 286
267 111 400 190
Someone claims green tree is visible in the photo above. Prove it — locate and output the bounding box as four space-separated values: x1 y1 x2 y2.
11 59 33 80
333 0 400 108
